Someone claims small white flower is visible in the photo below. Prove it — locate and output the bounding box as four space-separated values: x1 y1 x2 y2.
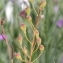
5 1 13 23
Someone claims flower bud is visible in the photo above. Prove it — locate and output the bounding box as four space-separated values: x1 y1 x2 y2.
34 29 39 38
20 23 26 34
20 10 26 18
39 45 44 52
23 47 27 54
25 7 31 15
26 15 32 22
17 34 22 45
15 52 21 60
36 37 41 46
39 1 46 10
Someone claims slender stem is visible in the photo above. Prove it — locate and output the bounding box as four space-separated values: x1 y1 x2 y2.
35 9 41 27
32 46 38 54
29 41 33 63
20 45 30 59
30 21 35 29
10 59 13 63
30 23 34 32
24 55 26 63
28 21 36 63
29 46 32 62
31 51 42 63
6 40 13 63
33 41 36 51
32 30 35 52
25 34 32 45
21 59 28 63
1 25 13 63
31 3 38 16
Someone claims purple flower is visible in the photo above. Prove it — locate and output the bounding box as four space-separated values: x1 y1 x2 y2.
0 34 7 41
56 19 63 28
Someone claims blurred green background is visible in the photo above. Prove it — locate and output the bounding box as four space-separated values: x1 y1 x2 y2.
0 0 63 63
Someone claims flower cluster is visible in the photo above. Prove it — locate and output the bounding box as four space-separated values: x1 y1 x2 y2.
0 0 46 63
15 0 46 63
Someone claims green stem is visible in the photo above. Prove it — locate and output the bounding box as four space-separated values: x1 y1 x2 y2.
32 3 38 16
20 46 30 59
25 34 32 45
31 51 42 63
30 21 35 29
32 46 38 54
20 59 28 63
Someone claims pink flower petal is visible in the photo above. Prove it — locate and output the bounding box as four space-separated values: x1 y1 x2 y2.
0 34 7 41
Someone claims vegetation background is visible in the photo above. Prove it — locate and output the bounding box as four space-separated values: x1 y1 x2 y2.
0 0 63 63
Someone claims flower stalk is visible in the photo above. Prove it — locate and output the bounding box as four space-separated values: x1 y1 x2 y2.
0 19 13 63
17 0 46 63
